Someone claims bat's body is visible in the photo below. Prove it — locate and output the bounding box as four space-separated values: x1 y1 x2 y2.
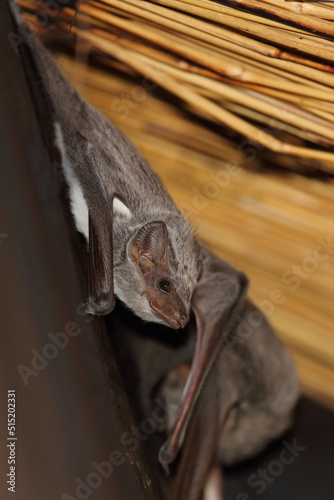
9 1 297 482
110 300 299 500
15 18 200 325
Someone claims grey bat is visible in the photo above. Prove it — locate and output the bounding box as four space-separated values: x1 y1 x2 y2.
9 0 250 468
110 298 299 500
10 1 200 326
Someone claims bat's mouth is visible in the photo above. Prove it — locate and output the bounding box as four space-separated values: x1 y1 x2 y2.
149 302 188 329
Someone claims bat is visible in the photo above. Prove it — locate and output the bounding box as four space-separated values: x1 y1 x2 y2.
109 298 299 500
9 0 201 325
9 0 259 473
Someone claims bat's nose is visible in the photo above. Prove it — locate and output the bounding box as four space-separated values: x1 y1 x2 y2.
150 301 189 329
166 312 189 329
165 308 189 329
175 313 188 328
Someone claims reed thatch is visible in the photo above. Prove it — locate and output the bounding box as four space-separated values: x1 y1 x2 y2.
16 1 334 408
18 0 334 174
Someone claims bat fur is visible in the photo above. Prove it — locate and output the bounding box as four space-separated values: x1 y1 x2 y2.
109 300 299 500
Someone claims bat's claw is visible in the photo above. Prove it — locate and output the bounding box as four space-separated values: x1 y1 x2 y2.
159 460 170 477
86 294 115 315
158 440 178 466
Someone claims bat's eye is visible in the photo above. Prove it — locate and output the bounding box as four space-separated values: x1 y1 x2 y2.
159 279 171 294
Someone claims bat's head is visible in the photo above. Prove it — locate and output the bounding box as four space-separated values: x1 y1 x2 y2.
117 220 201 329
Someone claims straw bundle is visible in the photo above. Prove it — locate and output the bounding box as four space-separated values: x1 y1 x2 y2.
18 0 334 174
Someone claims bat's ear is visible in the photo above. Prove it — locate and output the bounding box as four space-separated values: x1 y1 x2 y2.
129 221 168 273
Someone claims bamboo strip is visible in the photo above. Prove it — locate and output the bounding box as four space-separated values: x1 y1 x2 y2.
99 25 334 101
100 0 307 59
303 106 334 124
101 0 334 77
199 40 334 89
257 0 334 20
20 0 334 175
154 0 311 31
76 3 314 85
113 48 334 141
99 0 334 59
204 0 334 36
153 0 334 44
179 32 334 93
231 84 334 115
78 29 334 166
220 102 332 145
24 2 334 91
79 4 334 95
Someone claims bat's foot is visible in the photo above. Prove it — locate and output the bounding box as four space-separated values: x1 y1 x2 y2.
160 461 170 478
158 441 178 466
85 294 115 316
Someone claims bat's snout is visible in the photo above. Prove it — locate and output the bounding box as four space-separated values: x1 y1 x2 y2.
150 301 189 329
164 312 189 330
171 312 188 329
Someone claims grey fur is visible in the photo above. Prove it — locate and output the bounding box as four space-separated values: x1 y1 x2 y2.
161 301 299 467
9 1 200 324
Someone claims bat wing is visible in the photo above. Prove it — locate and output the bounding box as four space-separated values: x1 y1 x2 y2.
159 243 249 466
27 36 144 319
168 373 222 500
72 133 116 316
8 3 117 316
86 202 115 315
159 330 239 500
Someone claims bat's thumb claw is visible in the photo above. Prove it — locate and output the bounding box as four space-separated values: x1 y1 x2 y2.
158 442 177 467
158 452 171 477
85 294 115 316
162 463 170 478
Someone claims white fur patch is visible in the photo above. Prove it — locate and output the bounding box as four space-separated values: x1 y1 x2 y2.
113 197 131 217
54 122 89 241
54 123 130 242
